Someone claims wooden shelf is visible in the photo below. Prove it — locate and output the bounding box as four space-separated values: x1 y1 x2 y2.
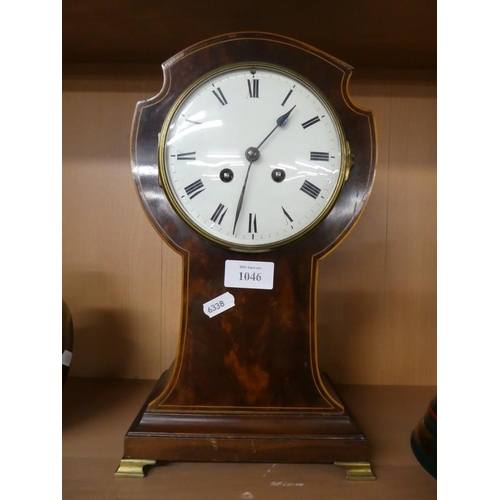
62 1 436 69
62 4 437 494
63 378 437 499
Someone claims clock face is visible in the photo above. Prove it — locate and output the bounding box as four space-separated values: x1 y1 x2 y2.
158 63 348 251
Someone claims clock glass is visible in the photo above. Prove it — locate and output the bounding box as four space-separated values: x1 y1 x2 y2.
158 63 348 251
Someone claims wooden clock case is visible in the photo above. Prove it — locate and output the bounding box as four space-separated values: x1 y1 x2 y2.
116 32 377 480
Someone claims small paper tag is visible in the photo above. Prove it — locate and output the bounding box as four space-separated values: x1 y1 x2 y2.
62 350 73 367
203 292 235 318
224 260 274 290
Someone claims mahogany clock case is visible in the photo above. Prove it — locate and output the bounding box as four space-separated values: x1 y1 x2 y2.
121 33 377 472
132 33 376 257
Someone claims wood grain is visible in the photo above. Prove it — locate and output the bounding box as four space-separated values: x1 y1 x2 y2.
318 69 437 385
62 78 163 379
62 1 437 69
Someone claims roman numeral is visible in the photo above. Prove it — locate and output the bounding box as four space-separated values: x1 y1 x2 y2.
301 116 320 129
300 180 321 199
177 151 196 161
212 87 228 106
282 206 294 223
184 179 206 199
210 203 228 224
247 79 259 98
248 213 258 234
310 151 329 162
281 89 293 106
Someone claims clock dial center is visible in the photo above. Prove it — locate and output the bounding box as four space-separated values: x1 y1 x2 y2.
245 146 260 162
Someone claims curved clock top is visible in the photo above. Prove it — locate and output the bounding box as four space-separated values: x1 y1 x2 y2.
132 32 376 257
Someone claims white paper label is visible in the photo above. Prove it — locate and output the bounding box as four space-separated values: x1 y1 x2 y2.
224 260 275 290
203 292 235 318
62 350 73 367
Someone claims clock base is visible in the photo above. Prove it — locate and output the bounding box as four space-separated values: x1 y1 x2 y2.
114 459 156 478
117 368 374 479
114 459 375 481
334 461 376 481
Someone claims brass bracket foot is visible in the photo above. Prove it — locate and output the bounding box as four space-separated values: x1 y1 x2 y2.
334 461 376 481
114 458 157 478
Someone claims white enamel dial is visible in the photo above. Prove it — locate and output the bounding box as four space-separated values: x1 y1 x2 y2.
159 64 348 251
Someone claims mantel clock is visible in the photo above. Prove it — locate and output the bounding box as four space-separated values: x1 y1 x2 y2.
115 32 377 481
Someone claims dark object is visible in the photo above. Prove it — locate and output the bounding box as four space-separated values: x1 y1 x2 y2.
219 168 234 183
272 168 286 182
411 397 437 478
62 300 74 387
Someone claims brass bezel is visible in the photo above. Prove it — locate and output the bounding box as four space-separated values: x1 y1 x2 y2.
158 62 349 253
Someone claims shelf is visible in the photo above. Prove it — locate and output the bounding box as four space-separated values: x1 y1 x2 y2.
62 378 437 499
62 1 436 69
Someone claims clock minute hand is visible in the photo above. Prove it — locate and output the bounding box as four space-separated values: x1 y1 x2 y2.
232 159 254 235
232 105 296 235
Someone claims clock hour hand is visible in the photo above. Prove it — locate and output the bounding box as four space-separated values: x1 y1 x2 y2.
256 105 296 150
